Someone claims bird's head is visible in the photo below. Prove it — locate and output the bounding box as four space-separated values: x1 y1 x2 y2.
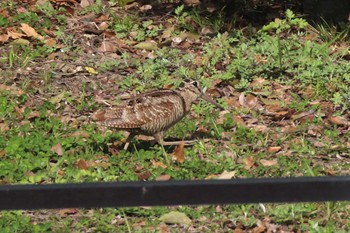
178 79 224 110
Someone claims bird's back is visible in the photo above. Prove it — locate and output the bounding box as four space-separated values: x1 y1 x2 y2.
93 89 187 135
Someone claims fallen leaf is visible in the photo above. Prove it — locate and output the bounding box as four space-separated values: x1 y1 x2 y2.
44 38 57 47
159 211 192 225
20 23 44 40
260 158 278 166
254 125 268 133
233 115 245 125
140 4 152 12
217 170 236 179
51 143 63 156
183 0 200 6
152 161 168 169
158 223 170 233
136 171 151 180
216 110 230 124
80 0 92 8
156 174 171 181
171 141 185 163
27 111 40 119
7 29 25 39
12 38 30 45
281 125 299 133
76 159 89 170
267 146 281 153
49 92 66 104
97 40 116 52
0 84 24 95
244 156 255 170
14 106 24 117
85 66 98 74
328 115 350 126
70 130 90 138
245 94 258 108
0 34 9 43
0 150 5 157
58 208 78 216
134 41 158 50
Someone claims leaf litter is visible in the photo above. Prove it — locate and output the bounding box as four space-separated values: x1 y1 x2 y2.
0 0 349 232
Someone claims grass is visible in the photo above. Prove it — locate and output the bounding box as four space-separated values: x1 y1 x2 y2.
0 0 349 231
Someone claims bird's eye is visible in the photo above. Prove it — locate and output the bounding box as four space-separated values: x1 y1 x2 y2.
184 79 191 83
192 81 198 87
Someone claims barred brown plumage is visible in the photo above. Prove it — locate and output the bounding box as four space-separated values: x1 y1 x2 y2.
92 79 224 150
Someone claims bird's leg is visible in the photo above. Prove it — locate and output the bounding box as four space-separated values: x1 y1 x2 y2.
154 132 197 146
161 140 197 146
123 132 135 150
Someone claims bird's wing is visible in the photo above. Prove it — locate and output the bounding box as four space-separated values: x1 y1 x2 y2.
93 90 181 129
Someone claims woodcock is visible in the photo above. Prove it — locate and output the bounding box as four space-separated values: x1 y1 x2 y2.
92 79 224 149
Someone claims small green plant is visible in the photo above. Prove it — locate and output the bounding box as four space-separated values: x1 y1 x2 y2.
36 1 55 17
174 5 193 31
260 9 308 71
111 15 136 39
316 18 350 44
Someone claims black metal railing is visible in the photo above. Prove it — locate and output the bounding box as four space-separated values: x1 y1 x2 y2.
1 176 350 210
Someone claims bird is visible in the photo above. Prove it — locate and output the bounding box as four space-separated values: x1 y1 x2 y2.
92 79 224 150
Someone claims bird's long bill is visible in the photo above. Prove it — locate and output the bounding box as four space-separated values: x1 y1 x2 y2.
200 92 224 110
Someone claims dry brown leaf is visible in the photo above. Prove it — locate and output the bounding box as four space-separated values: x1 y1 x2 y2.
80 0 93 8
75 159 89 170
260 158 278 166
51 143 63 156
217 170 236 179
0 123 10 132
0 34 9 43
44 38 57 47
245 94 258 108
14 106 24 117
0 150 5 157
108 146 120 156
233 115 245 126
196 125 210 134
252 220 266 233
222 96 240 108
58 208 79 216
328 115 350 126
156 174 171 181
152 161 167 169
267 146 281 153
0 9 10 17
313 141 325 148
281 125 299 133
27 110 40 119
171 142 185 163
98 22 108 31
0 84 24 95
70 130 90 138
183 0 200 6
244 156 255 170
254 125 268 133
238 92 245 106
97 40 116 52
140 4 152 12
261 98 283 106
20 23 44 40
216 110 230 125
136 171 151 180
254 55 268 65
330 145 350 151
7 30 25 39
162 84 173 89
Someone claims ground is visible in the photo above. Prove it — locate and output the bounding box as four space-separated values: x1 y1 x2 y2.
0 0 349 232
